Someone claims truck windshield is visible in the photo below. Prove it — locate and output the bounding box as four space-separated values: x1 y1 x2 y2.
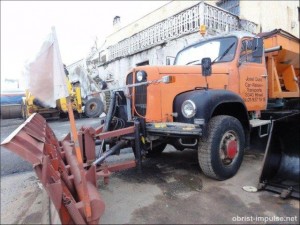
175 37 237 65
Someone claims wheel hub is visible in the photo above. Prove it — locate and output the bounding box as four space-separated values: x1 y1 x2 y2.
226 140 237 159
90 104 96 111
219 131 239 165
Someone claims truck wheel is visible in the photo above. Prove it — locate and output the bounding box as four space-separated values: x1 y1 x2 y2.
198 115 245 180
145 143 167 158
84 98 104 118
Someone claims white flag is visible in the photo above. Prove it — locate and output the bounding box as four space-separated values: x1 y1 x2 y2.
24 27 69 108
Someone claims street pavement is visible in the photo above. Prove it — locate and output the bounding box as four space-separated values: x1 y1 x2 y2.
1 117 299 224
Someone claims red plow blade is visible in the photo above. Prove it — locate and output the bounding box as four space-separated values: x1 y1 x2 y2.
1 113 105 224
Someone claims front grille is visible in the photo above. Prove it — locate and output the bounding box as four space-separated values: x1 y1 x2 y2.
126 73 133 95
135 83 147 116
126 72 147 117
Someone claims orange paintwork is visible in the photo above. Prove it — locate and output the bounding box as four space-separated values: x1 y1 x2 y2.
129 31 299 123
264 32 300 98
156 65 230 122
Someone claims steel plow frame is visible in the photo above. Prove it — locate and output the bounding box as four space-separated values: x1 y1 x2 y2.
1 113 137 224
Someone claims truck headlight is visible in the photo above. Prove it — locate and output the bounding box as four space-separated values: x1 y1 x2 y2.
136 71 147 82
181 100 196 118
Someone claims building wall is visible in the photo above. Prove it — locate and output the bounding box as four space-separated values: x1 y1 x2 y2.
105 1 202 47
96 0 252 88
98 32 204 88
210 1 299 37
235 1 299 37
67 58 86 73
93 0 299 89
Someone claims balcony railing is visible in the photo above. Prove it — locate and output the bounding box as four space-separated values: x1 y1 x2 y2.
106 1 257 62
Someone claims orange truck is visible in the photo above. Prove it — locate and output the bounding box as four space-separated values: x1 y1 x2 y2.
105 29 299 181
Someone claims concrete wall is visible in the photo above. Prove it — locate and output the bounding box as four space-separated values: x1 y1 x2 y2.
98 32 205 88
105 1 202 48
239 1 299 37
94 0 299 89
106 1 300 45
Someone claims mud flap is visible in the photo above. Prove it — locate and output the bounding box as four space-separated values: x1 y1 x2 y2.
1 113 105 224
258 112 300 199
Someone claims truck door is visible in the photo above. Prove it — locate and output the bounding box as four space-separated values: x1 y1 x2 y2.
238 37 267 111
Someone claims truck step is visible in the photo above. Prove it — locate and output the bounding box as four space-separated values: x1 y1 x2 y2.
250 119 271 128
250 119 271 138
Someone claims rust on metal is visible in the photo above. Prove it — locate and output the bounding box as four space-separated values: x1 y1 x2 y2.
1 113 137 224
78 127 96 163
63 195 87 225
94 124 104 135
96 160 136 184
1 113 104 224
95 126 135 140
67 100 92 221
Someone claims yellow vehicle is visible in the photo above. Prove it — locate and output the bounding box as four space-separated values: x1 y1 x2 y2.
21 77 83 119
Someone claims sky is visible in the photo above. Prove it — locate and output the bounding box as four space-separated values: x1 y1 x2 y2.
1 0 170 86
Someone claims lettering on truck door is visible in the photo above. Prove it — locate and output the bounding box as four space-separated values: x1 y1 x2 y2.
238 38 267 111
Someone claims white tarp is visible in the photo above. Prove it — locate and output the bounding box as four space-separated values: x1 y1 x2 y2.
68 66 90 99
68 66 102 99
24 27 69 107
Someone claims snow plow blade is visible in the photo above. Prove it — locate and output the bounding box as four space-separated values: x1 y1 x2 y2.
258 112 300 199
1 113 105 224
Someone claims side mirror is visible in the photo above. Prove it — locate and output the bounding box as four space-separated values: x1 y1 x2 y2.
252 37 263 58
201 57 212 76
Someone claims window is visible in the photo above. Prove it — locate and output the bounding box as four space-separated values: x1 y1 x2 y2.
136 61 149 66
239 39 262 64
216 0 240 16
175 37 237 65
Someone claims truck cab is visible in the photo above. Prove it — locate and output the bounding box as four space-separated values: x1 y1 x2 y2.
174 31 267 112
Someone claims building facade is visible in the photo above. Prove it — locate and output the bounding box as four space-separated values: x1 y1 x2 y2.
71 0 299 89
216 0 299 37
93 1 257 88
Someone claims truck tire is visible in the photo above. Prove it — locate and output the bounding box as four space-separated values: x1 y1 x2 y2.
198 115 245 180
84 98 104 118
145 143 167 158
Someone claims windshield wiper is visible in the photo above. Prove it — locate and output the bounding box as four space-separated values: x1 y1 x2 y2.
186 59 201 65
212 42 235 64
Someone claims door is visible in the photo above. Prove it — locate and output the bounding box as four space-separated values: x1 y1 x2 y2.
238 38 267 111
